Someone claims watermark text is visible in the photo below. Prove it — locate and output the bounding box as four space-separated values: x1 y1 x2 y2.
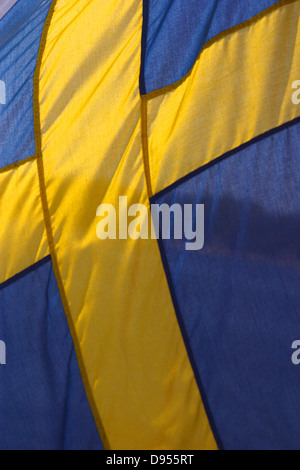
96 197 204 251
291 341 300 365
0 340 6 365
292 80 300 105
0 80 6 105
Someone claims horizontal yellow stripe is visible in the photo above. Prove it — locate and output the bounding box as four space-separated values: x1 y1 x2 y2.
147 0 300 195
0 158 49 284
39 0 217 450
0 155 35 175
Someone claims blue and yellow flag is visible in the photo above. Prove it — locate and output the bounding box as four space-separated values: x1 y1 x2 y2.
0 0 300 450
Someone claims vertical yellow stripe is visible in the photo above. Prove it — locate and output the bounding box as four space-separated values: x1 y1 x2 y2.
38 0 217 449
33 0 110 449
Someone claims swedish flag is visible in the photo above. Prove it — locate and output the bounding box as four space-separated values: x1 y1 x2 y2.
0 0 299 450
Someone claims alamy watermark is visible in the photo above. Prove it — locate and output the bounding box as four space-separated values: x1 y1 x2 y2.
0 80 6 105
292 80 300 105
0 341 6 365
96 197 204 251
291 341 300 366
290 80 300 364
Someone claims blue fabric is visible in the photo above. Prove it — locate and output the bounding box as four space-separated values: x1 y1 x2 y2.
141 0 282 94
0 0 52 168
153 119 300 450
0 257 103 450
